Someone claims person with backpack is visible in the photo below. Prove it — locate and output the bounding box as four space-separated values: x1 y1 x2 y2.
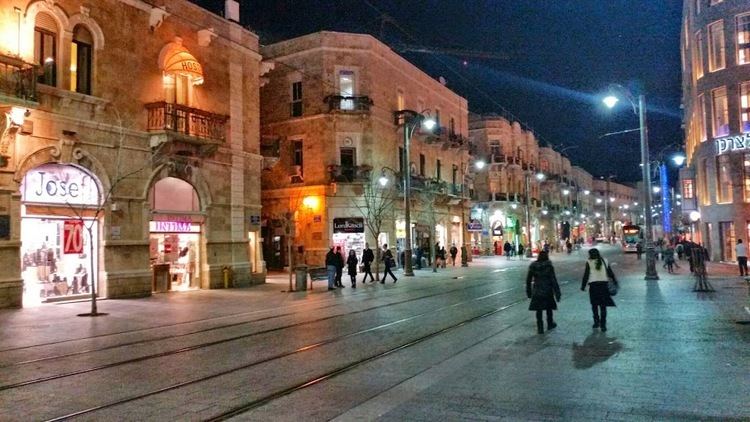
525 251 561 334
581 248 617 332
381 244 397 283
449 244 458 266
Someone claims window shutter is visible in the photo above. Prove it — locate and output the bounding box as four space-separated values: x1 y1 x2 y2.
35 12 58 33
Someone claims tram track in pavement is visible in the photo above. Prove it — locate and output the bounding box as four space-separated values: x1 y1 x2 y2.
0 264 520 355
0 273 525 392
0 268 522 369
41 278 550 422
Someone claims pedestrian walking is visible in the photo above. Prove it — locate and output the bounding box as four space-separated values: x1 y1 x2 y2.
736 239 748 276
334 246 344 287
381 244 398 283
450 244 458 266
675 242 684 260
362 243 375 282
663 245 676 273
565 239 573 254
518 243 525 259
503 241 512 260
525 251 561 334
581 248 616 332
325 247 337 291
438 246 447 268
346 250 358 288
635 241 643 260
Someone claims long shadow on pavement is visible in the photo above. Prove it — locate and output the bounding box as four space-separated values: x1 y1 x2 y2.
571 332 623 369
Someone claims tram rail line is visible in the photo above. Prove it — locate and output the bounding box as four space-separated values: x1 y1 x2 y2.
42 284 531 422
0 282 522 393
206 298 528 421
0 266 517 354
207 282 579 421
0 272 517 370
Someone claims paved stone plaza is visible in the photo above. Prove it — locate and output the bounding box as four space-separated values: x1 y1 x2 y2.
0 246 748 421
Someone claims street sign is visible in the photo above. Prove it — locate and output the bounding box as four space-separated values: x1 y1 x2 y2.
63 220 84 254
467 221 483 232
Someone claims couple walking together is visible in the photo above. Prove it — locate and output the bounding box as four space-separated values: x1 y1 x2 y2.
525 248 617 334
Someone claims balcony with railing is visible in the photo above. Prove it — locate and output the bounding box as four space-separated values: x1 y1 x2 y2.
324 95 373 113
146 102 228 145
0 54 37 102
260 137 280 169
327 164 373 183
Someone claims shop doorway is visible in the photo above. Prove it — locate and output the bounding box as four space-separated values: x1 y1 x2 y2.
20 164 101 306
148 177 203 292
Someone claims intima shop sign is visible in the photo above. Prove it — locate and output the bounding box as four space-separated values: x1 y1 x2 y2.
715 133 750 155
333 218 364 233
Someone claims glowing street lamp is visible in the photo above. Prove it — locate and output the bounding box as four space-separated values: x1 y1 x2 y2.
602 84 658 280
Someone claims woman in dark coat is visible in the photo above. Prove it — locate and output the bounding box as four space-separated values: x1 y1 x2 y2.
526 251 561 334
581 248 616 332
346 250 358 288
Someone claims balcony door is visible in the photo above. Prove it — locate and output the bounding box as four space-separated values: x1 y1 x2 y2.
340 147 356 181
338 69 356 110
165 74 193 106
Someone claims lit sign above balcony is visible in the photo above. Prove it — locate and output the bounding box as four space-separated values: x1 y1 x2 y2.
159 39 204 85
715 133 750 155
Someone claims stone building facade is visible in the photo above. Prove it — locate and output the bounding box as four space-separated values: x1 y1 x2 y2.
470 114 639 253
259 31 470 269
0 0 265 308
680 0 750 261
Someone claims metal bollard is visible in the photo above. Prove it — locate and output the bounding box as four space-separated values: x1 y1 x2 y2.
223 266 232 288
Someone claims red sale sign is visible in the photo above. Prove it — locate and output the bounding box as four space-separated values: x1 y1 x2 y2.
63 220 84 254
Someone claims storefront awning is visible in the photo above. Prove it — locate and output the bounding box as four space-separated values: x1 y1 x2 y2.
159 42 204 85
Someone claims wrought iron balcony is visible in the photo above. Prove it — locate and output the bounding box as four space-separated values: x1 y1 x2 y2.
0 54 36 102
146 102 228 142
260 137 281 169
324 95 373 112
327 164 373 183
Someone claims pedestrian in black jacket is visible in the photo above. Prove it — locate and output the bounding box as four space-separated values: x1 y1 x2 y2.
526 251 561 334
334 246 344 287
346 250 358 288
381 244 397 283
362 244 375 282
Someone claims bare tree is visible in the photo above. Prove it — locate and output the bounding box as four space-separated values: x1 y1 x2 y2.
352 173 397 281
266 190 305 292
68 107 154 317
416 178 447 273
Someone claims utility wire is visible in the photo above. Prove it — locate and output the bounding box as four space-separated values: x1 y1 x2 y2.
359 0 557 148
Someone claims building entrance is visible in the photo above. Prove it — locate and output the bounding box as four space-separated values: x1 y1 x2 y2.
148 177 203 292
19 163 101 307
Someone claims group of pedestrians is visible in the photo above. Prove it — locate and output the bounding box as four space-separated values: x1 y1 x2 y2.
525 248 618 334
325 243 397 291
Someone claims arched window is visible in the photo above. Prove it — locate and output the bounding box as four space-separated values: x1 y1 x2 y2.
34 12 58 86
71 25 93 95
149 177 200 212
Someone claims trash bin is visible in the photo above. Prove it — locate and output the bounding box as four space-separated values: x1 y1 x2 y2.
295 265 308 291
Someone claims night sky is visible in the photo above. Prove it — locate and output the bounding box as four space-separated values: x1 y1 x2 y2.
190 0 684 183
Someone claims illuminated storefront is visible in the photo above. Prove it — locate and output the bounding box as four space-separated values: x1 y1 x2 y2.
149 177 203 292
19 164 101 306
332 217 366 260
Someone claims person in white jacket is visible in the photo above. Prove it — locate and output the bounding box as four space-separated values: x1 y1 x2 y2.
581 248 617 332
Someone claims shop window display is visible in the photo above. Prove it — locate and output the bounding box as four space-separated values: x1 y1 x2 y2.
21 218 96 306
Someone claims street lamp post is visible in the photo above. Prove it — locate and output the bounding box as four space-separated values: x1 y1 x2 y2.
603 87 659 280
525 172 545 257
394 110 435 277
